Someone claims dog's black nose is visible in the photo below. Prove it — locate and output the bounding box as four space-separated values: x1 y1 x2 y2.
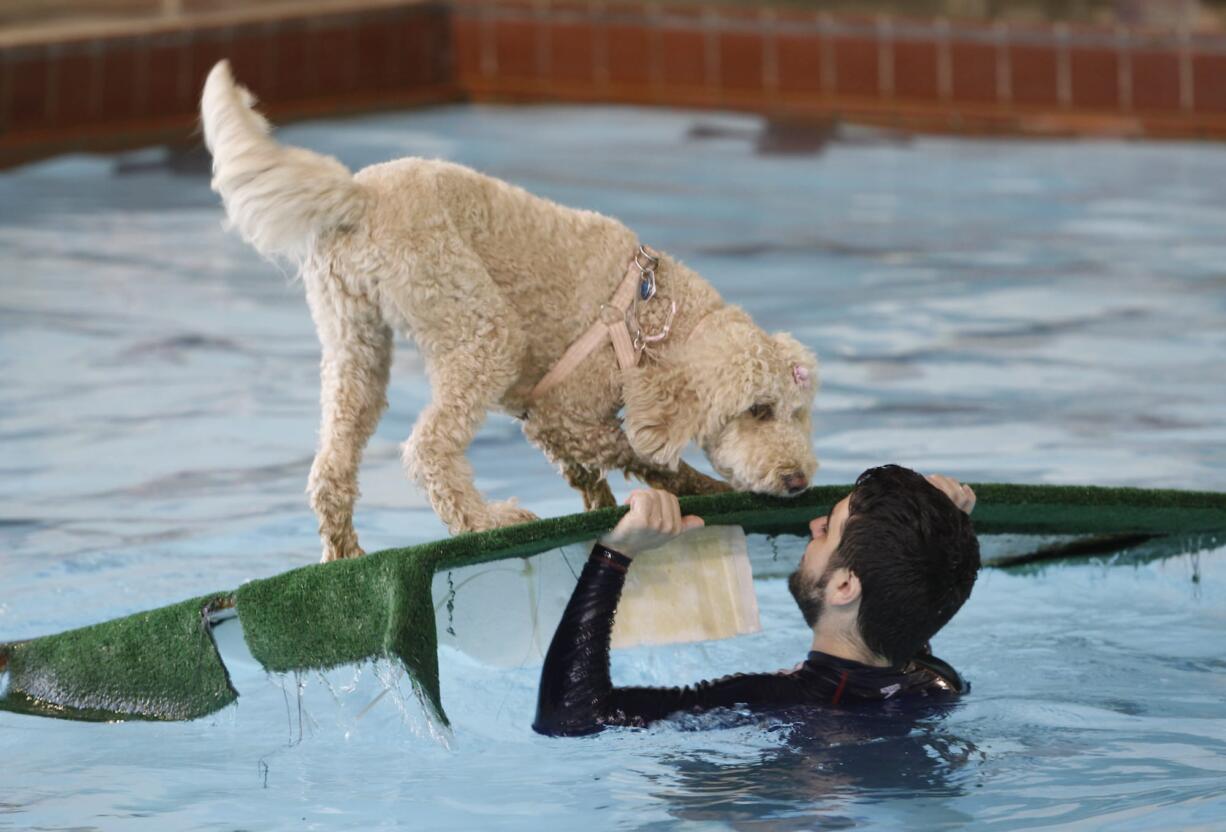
782 472 808 494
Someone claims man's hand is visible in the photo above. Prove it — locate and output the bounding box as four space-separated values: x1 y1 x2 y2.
598 488 705 558
926 474 976 514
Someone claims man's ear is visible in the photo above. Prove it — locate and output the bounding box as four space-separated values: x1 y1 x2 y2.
826 567 862 608
622 361 703 470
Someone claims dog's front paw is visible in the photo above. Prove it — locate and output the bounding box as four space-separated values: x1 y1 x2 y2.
640 460 733 496
320 541 365 563
679 466 734 495
474 500 540 531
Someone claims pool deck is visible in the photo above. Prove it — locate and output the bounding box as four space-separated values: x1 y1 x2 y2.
3 0 1226 168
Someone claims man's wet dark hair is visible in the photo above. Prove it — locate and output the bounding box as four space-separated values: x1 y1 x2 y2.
823 464 980 666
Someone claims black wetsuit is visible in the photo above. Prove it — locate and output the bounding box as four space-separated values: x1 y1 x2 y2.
534 543 967 737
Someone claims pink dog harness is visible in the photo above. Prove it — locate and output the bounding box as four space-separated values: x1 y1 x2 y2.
529 244 676 401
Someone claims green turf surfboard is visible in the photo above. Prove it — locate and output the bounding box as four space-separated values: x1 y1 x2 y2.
2 484 1224 725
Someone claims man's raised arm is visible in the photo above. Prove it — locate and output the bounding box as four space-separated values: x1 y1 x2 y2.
533 490 703 735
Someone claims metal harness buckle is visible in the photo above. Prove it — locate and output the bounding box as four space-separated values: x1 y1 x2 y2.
629 245 675 352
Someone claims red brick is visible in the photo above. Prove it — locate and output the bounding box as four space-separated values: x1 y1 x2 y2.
224 28 272 97
494 17 537 79
315 22 359 97
1070 46 1118 109
657 5 705 24
1010 43 1059 106
716 5 762 23
548 20 597 84
718 30 763 91
833 35 878 98
659 28 705 88
146 36 192 118
773 7 819 25
950 41 997 103
189 30 232 106
51 50 95 127
353 18 394 92
605 21 652 85
274 23 320 102
100 39 141 119
391 15 423 88
450 13 485 82
893 38 938 100
776 32 823 93
602 1 648 21
1131 50 1181 112
432 10 454 85
404 10 450 87
7 49 51 131
1193 52 1226 113
388 17 418 89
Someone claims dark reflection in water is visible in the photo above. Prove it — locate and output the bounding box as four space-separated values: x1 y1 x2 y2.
113 145 213 177
117 333 246 364
686 115 910 157
650 703 979 830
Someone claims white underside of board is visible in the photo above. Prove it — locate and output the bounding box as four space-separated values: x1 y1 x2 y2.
431 526 761 668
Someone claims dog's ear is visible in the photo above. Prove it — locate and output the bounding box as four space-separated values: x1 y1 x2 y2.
622 362 703 470
772 332 820 395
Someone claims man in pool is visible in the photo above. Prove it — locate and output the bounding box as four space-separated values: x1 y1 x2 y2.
533 465 980 736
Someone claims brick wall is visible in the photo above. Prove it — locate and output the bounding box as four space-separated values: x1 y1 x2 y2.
452 1 1226 139
2 0 1225 168
0 1 455 167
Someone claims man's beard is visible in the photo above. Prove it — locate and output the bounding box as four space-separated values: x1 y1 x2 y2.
787 567 827 629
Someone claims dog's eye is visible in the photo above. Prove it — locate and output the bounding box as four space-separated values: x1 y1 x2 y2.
748 403 774 421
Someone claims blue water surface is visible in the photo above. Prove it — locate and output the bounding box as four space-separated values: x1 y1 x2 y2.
1 105 1224 831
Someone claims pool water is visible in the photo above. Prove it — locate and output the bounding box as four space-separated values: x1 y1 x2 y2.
1 105 1224 831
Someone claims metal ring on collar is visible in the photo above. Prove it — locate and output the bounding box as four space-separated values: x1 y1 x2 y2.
634 244 659 273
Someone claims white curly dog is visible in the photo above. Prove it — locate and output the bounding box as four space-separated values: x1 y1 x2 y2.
201 60 819 562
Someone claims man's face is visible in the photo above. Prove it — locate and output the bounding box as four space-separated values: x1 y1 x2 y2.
787 493 853 628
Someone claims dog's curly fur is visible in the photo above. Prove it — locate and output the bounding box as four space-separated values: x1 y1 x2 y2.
201 61 819 562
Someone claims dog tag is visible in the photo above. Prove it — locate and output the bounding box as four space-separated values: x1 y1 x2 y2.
639 270 656 301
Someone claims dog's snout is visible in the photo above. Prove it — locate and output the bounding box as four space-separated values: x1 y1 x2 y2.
782 472 808 494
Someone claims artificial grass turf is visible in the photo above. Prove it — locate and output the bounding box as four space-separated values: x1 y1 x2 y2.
0 593 237 722
2 483 1224 725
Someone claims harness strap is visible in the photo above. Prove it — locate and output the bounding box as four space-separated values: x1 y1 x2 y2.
528 246 657 402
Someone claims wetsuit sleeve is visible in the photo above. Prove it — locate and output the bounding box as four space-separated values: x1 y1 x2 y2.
533 543 809 736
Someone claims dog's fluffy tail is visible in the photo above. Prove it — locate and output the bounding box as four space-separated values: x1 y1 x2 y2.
200 60 367 261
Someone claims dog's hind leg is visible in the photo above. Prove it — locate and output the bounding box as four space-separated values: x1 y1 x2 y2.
304 266 394 562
